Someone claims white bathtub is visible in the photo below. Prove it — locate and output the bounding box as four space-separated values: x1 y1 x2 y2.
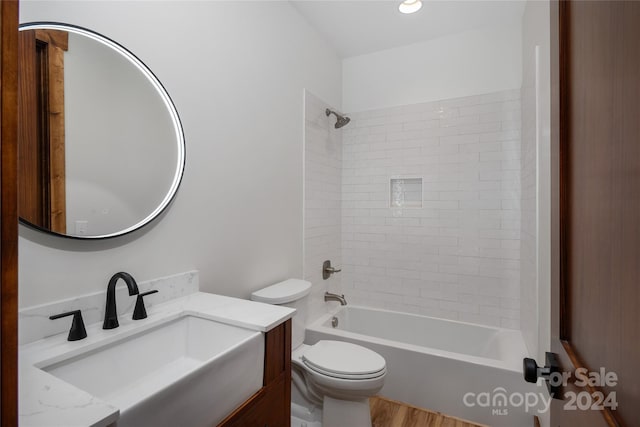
306 306 544 427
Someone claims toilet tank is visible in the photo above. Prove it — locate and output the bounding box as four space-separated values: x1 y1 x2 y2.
250 279 311 349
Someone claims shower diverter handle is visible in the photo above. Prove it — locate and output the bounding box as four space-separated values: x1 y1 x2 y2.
322 260 341 280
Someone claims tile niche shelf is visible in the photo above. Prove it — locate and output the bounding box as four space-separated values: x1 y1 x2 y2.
390 177 423 208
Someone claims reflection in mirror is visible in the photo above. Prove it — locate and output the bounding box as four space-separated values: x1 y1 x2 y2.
18 23 185 239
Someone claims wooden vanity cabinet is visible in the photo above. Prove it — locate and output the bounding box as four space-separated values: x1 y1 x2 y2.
218 319 291 427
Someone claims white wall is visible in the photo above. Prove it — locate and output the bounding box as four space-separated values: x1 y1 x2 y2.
304 91 343 324
341 89 522 328
19 1 342 307
519 0 551 363
343 24 522 113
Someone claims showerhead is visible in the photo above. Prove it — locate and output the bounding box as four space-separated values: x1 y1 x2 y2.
326 108 351 129
335 115 351 129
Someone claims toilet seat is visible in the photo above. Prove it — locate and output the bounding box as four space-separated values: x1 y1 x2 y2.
301 340 386 380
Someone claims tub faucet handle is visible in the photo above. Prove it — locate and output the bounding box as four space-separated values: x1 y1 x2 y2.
322 260 342 280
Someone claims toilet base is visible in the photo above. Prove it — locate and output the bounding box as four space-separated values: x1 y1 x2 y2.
292 384 373 427
291 402 322 427
322 396 372 427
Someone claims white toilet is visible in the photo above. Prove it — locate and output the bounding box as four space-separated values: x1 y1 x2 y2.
251 279 386 427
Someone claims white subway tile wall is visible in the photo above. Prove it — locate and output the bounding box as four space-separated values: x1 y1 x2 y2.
304 91 343 324
341 89 522 329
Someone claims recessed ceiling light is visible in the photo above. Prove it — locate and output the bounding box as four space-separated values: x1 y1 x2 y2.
399 0 422 14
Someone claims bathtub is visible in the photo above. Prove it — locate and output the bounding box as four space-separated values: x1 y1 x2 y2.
306 306 544 427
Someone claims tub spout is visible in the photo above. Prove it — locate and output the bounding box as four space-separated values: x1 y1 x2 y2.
324 291 347 306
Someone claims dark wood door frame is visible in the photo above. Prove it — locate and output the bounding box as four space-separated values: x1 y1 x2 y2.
0 0 19 425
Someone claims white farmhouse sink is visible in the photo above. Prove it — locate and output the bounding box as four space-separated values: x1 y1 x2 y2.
40 315 264 427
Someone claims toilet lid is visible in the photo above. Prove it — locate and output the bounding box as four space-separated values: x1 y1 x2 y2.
302 340 386 378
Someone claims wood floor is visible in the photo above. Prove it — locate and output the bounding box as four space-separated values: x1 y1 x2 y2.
370 396 487 427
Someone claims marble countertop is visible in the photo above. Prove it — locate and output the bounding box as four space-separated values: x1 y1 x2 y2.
19 292 295 427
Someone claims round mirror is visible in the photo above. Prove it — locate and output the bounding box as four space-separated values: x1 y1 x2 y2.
18 22 185 239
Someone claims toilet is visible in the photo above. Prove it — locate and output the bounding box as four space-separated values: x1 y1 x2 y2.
251 279 386 427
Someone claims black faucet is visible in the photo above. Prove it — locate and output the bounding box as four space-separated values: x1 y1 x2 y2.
103 272 139 329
